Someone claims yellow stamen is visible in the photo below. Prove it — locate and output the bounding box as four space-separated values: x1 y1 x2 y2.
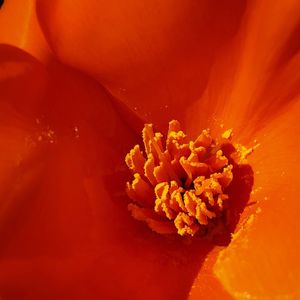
125 120 254 237
125 145 146 175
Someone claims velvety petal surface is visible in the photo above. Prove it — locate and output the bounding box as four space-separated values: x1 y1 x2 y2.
37 0 246 129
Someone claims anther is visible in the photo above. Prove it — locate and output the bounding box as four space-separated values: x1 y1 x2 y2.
125 120 255 236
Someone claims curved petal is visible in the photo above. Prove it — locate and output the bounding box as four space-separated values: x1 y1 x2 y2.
185 0 300 138
214 99 300 299
37 0 246 129
0 0 51 61
227 0 300 123
0 45 223 299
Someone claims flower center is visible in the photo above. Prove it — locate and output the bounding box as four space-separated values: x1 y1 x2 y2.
125 120 257 237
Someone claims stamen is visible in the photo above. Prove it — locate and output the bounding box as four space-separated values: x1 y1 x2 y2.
125 145 146 175
125 120 255 237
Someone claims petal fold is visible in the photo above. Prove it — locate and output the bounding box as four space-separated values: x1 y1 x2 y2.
37 0 246 128
0 0 51 61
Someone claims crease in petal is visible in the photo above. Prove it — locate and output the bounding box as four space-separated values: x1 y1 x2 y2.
37 0 247 129
186 0 300 139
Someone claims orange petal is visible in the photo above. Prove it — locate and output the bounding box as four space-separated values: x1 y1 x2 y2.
214 99 300 298
188 247 233 300
0 46 48 216
37 0 246 128
0 45 46 115
186 0 300 138
0 46 222 299
0 0 51 61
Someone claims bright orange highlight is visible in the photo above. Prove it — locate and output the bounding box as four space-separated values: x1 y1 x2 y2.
126 120 257 237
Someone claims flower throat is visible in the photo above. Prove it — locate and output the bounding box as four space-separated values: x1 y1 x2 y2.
125 120 256 237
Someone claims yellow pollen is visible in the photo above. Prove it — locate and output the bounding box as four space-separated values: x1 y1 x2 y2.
125 120 255 236
222 128 233 139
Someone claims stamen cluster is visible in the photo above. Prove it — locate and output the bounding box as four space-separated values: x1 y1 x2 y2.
125 120 252 236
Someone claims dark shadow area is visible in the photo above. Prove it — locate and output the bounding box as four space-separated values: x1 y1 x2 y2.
226 164 254 231
208 143 254 246
276 20 300 68
0 149 46 249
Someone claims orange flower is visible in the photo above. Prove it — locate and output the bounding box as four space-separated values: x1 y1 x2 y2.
1 0 300 299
